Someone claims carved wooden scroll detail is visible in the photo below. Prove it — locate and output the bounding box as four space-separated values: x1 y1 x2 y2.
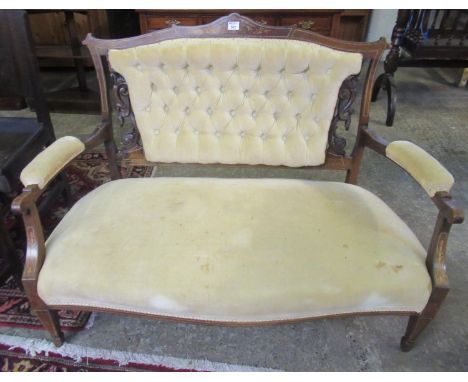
110 71 141 152
328 74 359 156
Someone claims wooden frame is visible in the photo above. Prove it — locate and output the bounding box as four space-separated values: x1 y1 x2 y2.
372 10 468 126
11 13 463 352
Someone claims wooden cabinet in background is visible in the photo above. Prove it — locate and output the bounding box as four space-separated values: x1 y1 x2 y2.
138 9 371 41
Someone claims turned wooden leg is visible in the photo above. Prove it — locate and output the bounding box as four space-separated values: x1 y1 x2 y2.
400 286 449 352
34 309 64 347
372 73 397 127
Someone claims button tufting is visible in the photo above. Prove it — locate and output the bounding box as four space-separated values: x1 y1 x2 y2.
219 85 225 93
304 135 310 142
326 67 333 74
184 107 191 115
173 86 179 94
251 111 257 118
260 133 266 140
207 64 213 71
282 135 287 141
195 86 201 94
154 129 160 135
230 109 236 117
215 131 220 137
193 129 199 134
264 90 270 97
136 63 142 70
279 67 286 73
206 107 213 115
243 89 249 96
314 116 320 123
273 112 279 120
163 104 169 112
295 113 301 120
240 131 246 138
145 106 150 112
287 91 293 97
175 128 180 135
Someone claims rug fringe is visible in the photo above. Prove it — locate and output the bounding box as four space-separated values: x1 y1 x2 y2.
0 334 278 372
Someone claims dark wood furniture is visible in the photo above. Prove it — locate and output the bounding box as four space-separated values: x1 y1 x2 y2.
12 14 463 352
0 10 69 285
138 9 370 41
26 10 101 114
372 10 468 126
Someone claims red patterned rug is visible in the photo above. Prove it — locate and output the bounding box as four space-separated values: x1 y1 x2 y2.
0 342 197 372
0 152 153 331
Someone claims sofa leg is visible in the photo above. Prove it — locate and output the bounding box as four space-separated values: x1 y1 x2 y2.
400 314 432 352
400 286 449 352
34 309 64 347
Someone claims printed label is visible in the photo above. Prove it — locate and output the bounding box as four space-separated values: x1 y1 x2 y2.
228 21 240 31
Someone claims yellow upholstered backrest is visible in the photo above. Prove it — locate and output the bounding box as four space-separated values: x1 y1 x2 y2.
109 38 362 167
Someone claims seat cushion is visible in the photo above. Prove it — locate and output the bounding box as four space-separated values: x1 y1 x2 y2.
38 178 432 322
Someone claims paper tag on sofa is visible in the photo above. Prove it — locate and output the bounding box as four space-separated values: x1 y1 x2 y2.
228 21 240 31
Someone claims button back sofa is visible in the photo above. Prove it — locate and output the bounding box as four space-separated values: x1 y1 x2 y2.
12 14 463 352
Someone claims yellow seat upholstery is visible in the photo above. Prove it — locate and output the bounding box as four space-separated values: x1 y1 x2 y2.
38 178 431 322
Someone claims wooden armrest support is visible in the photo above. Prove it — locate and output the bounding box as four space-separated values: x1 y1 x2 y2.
361 128 464 290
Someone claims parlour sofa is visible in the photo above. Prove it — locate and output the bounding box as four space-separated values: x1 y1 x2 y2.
12 14 463 352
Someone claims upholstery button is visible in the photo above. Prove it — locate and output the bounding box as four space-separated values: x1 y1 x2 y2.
304 135 310 142
136 63 142 70
260 133 266 140
219 85 225 93
256 65 262 71
184 106 190 115
193 129 199 134
145 106 150 112
326 67 333 74
206 107 213 115
173 86 179 94
207 64 213 71
159 63 165 69
215 131 220 137
279 67 285 73
287 91 293 97
296 113 301 120
251 111 257 118
155 129 160 135
314 116 320 123
175 129 180 135
282 135 287 141
264 90 270 97
195 86 201 94
243 89 249 96
163 104 169 112
273 112 279 120
240 131 245 138
230 109 236 117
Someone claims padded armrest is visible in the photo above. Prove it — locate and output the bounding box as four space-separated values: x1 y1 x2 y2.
386 140 454 197
20 136 85 189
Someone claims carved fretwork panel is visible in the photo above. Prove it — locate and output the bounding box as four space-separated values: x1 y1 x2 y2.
328 74 358 156
110 71 141 152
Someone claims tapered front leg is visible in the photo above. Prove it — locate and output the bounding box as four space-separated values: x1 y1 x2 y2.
34 309 64 347
400 286 449 352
